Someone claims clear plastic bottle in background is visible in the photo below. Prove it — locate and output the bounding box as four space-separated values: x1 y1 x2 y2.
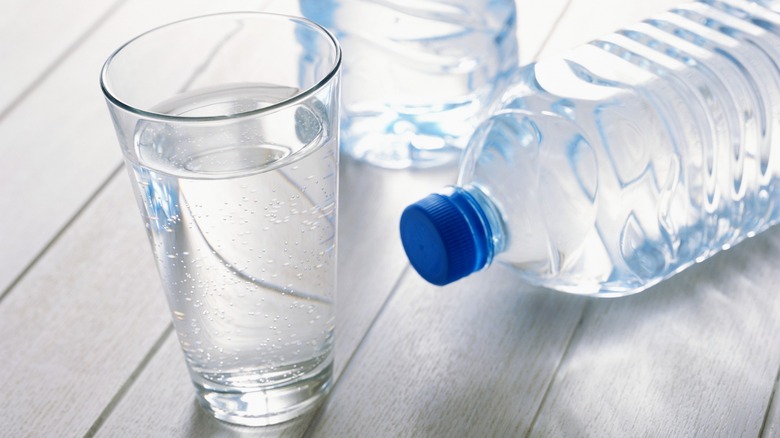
400 0 780 295
299 0 519 169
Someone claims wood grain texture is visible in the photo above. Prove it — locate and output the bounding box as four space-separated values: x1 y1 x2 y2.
307 267 588 437
0 0 273 297
515 0 573 63
0 175 170 437
529 227 780 436
332 162 457 373
764 375 780 437
94 335 318 438
542 0 691 55
0 0 120 113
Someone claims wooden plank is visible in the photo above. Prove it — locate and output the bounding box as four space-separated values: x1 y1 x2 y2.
764 377 780 437
541 0 691 55
0 174 171 436
335 164 459 374
515 0 573 63
94 335 319 438
0 0 120 113
0 0 272 297
307 267 588 436
529 227 780 436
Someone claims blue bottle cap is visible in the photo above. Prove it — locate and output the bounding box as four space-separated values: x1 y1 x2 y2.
399 189 491 286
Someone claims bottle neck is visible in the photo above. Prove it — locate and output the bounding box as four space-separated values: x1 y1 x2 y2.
450 184 507 268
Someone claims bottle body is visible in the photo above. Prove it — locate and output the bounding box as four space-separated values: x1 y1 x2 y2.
300 0 518 169
402 0 780 295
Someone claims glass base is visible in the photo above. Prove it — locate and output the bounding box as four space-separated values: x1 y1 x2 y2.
193 360 333 427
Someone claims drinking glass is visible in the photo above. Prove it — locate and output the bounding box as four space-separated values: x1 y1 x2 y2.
101 12 341 426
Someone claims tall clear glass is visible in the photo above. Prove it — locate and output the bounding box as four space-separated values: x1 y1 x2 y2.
100 13 341 426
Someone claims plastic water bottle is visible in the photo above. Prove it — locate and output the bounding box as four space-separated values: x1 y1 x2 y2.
400 0 780 295
299 0 519 169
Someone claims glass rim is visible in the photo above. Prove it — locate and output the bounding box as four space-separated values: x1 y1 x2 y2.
99 11 342 123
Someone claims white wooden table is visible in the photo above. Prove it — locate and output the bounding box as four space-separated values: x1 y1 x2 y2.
3 0 780 436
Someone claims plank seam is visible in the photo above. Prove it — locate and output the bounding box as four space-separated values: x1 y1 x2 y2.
303 265 412 437
0 162 123 304
759 361 780 437
528 0 574 61
521 3 585 431
0 0 128 125
525 299 590 437
83 323 175 438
